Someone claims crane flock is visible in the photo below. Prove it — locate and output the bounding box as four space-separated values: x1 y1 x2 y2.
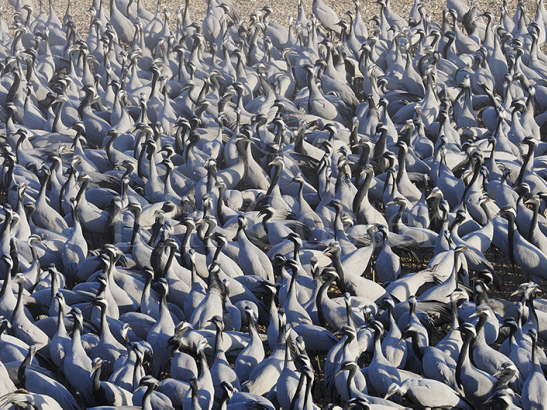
0 0 546 408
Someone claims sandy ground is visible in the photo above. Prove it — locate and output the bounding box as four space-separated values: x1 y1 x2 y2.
0 0 539 34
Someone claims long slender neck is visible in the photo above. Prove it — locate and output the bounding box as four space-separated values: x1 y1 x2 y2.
373 329 384 361
159 290 170 323
396 149 407 183
213 325 223 359
287 268 298 298
505 216 517 271
346 365 356 398
450 300 460 330
475 314 488 341
526 296 540 333
99 304 109 338
162 246 176 278
0 264 11 299
52 99 65 132
212 243 223 264
248 316 260 341
142 383 155 408
265 207 277 232
331 252 346 289
289 371 307 410
353 171 372 219
197 349 209 380
130 213 141 246
456 334 472 388
132 353 142 389
282 337 291 370
517 143 534 184
12 282 24 321
18 348 34 387
315 278 334 327
92 364 102 393
72 318 83 348
409 330 423 359
393 203 406 230
462 161 481 200
55 299 67 336
531 333 537 365
38 171 52 202
75 179 89 204
140 273 153 312
266 164 281 196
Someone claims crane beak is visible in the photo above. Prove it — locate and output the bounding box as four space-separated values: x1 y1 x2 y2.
384 384 400 400
509 289 521 297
